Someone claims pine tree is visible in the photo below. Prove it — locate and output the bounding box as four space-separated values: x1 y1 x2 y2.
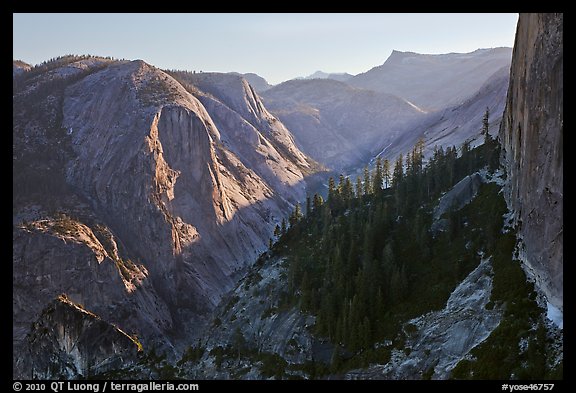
373 157 383 192
306 195 311 216
405 150 412 176
482 107 490 137
328 177 336 202
392 154 404 187
313 193 324 211
383 159 391 189
338 174 346 193
363 166 372 195
414 138 425 174
290 203 303 226
356 175 363 199
281 218 287 235
342 177 354 203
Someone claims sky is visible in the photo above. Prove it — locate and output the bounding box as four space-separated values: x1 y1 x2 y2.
13 13 518 85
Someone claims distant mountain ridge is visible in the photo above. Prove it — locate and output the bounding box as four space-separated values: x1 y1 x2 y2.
262 48 512 171
229 72 272 93
303 70 354 82
350 47 512 111
261 78 426 170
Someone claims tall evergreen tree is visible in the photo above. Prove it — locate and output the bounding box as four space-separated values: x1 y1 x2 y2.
290 203 303 226
482 107 492 143
482 107 490 136
414 138 425 174
356 176 363 199
373 157 383 192
363 166 372 195
313 193 324 210
383 159 391 189
392 154 404 187
328 177 337 203
343 177 354 203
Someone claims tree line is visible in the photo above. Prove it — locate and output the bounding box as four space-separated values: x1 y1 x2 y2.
269 124 501 369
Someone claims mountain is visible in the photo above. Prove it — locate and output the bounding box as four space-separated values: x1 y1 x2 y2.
377 65 510 164
261 49 512 172
350 48 512 111
229 72 272 93
304 70 354 82
13 56 315 378
261 78 427 170
499 13 563 318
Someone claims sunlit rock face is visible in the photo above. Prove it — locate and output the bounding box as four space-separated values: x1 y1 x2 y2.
499 13 563 314
13 58 312 378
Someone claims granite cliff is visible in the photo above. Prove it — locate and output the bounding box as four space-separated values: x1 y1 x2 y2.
13 56 314 378
499 13 563 316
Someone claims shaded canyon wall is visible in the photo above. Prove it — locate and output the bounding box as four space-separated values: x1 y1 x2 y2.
499 13 563 311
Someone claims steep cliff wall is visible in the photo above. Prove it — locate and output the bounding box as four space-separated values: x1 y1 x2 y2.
499 13 563 312
13 57 313 378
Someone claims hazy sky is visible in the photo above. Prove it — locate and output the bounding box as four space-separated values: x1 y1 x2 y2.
13 13 518 85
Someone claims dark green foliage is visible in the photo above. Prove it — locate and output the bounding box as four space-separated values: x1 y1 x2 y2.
272 137 504 374
259 352 288 378
139 348 179 379
178 345 205 366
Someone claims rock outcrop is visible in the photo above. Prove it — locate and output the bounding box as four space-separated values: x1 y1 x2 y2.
346 257 502 380
13 56 314 378
434 173 484 221
181 256 318 379
499 13 563 313
24 295 142 379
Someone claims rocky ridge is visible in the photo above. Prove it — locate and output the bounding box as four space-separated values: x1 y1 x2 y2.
350 47 513 111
